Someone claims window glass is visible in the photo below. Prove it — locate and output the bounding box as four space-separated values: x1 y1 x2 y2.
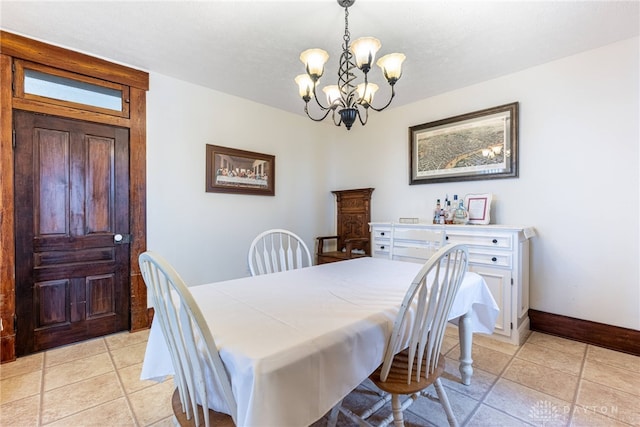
24 69 122 111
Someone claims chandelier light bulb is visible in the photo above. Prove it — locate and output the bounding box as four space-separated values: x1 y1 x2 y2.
356 82 378 106
350 37 381 72
300 48 329 81
377 53 406 84
295 74 315 100
323 85 342 106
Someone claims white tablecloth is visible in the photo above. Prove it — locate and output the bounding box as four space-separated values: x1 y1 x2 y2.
141 257 498 426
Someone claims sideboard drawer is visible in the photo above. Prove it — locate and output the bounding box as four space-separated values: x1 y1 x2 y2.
373 243 390 256
394 228 444 242
373 229 392 240
446 232 513 250
468 250 512 269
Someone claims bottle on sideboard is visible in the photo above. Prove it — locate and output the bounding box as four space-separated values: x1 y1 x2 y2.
453 200 469 224
433 199 441 224
445 200 454 224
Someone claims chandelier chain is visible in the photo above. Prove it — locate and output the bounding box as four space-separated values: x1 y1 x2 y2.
339 4 358 108
343 6 350 44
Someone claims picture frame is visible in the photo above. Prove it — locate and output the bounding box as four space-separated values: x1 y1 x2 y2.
205 144 275 196
409 102 518 184
464 193 492 225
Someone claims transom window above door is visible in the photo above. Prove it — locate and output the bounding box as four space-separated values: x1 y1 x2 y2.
13 59 130 117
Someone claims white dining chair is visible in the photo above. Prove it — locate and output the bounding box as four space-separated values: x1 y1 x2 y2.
139 251 237 427
247 229 312 276
329 243 469 427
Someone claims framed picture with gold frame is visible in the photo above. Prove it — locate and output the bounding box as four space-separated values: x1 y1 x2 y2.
205 144 275 196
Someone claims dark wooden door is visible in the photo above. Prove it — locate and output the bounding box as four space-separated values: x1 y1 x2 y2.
14 111 130 356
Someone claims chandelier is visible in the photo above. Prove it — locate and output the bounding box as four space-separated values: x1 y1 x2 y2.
295 0 406 130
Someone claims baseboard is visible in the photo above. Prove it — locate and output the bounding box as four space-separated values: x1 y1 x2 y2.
516 316 532 346
529 309 640 356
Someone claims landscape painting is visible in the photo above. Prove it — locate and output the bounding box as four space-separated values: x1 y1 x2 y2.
409 103 518 184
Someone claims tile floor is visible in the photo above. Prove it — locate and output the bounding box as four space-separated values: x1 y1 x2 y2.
1 327 638 426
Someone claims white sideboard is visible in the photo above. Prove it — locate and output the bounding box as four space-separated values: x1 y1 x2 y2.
370 222 536 345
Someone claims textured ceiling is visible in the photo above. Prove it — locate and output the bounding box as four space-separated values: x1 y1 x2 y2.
1 1 639 117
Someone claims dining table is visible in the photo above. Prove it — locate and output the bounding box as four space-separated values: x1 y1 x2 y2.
140 256 499 426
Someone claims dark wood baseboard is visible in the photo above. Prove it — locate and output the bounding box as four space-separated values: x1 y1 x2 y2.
529 309 639 356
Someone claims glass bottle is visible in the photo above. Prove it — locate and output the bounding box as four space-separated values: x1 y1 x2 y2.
445 200 454 224
433 199 441 224
453 200 468 224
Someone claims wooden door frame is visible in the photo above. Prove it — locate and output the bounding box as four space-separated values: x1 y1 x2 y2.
1 31 150 362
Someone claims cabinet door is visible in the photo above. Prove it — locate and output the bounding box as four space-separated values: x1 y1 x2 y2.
469 265 511 336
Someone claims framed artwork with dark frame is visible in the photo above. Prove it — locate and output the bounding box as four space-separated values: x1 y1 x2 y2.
205 144 275 196
409 102 518 184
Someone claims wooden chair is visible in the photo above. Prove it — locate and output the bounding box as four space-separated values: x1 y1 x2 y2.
171 388 234 427
329 244 469 427
247 229 312 276
139 251 237 427
316 188 374 264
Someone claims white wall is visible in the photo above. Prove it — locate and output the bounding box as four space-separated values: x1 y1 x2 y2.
146 74 332 285
323 37 639 330
147 37 638 330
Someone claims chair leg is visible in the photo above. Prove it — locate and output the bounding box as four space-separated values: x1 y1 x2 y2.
390 394 404 427
434 378 459 427
327 401 341 427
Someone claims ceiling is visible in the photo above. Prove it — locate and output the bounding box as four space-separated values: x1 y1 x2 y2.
1 1 639 118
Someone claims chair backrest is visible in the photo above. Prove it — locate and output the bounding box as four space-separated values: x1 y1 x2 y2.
247 229 312 276
139 251 237 427
333 188 374 254
390 226 446 264
380 244 469 384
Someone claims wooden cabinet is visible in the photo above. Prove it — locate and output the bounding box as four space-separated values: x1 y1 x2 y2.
370 222 535 345
317 188 374 264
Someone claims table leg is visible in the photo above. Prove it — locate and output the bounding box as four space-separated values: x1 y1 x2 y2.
458 312 473 386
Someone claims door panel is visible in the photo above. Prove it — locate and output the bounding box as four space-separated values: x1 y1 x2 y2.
14 110 130 356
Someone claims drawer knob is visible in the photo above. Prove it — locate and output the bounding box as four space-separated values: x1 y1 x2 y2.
381 246 385 250
381 232 385 236
445 236 449 240
492 239 498 244
491 257 497 262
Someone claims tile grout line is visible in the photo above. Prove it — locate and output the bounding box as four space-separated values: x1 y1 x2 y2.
463 333 537 426
574 345 636 427
38 350 46 427
445 336 526 426
105 336 142 427
40 338 138 426
445 348 493 426
565 341 590 426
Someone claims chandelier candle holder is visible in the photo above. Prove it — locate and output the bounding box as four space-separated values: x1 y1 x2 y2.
295 0 405 130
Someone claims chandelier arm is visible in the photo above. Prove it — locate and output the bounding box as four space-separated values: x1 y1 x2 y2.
310 82 331 111
331 109 343 127
366 84 396 112
357 105 368 126
304 103 334 122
